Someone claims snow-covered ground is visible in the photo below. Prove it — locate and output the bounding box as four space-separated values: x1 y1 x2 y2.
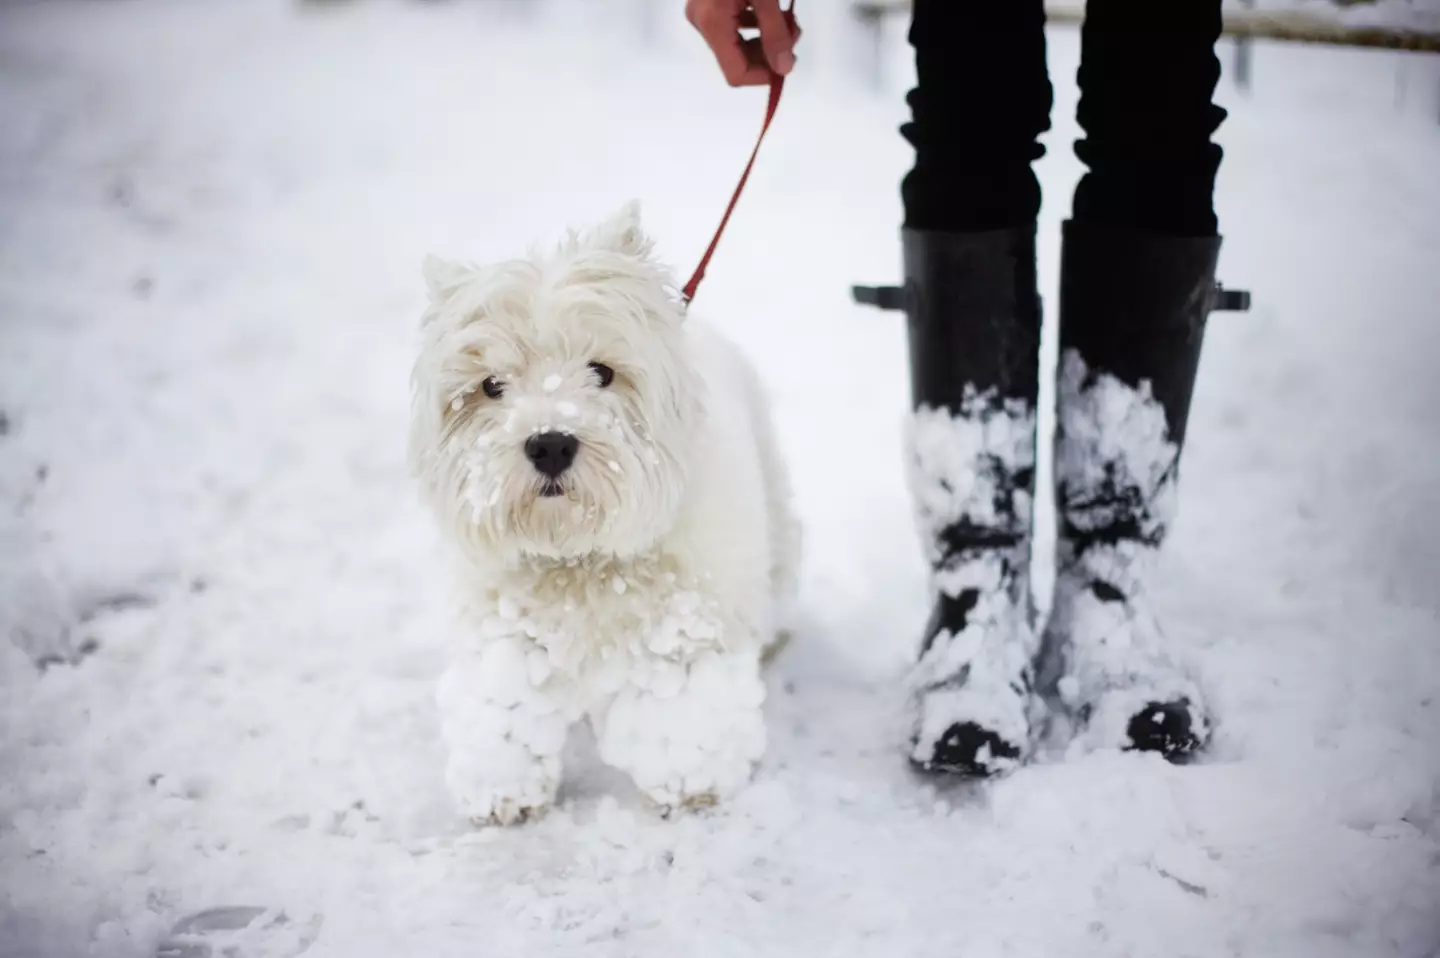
2 1 1439 956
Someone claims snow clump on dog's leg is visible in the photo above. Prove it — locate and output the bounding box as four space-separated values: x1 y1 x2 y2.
436 635 574 826
594 648 767 812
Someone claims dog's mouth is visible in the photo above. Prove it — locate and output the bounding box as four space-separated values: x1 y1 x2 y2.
538 479 566 499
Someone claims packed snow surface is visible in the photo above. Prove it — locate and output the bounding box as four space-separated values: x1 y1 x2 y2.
2 2 1440 956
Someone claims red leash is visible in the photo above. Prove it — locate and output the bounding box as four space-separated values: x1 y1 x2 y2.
680 4 796 306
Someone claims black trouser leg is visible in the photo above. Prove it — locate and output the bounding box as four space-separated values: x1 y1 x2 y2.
1071 0 1226 237
897 0 1050 410
900 0 1053 232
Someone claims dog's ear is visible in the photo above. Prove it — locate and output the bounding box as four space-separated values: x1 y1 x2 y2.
592 199 653 258
422 255 471 306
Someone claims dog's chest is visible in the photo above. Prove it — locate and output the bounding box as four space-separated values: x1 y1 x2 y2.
476 553 732 689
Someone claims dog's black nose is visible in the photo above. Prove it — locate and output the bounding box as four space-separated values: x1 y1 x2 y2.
524 432 578 478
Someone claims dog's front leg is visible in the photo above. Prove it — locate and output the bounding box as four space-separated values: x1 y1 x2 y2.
593 648 767 812
436 635 572 826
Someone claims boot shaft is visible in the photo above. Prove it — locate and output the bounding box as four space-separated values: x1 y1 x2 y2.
1057 219 1221 451
1054 220 1223 560
902 226 1042 414
897 227 1043 576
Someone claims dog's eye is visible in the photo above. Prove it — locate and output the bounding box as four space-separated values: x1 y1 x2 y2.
481 376 505 400
588 362 614 388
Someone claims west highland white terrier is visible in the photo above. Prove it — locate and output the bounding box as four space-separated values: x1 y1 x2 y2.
408 202 801 825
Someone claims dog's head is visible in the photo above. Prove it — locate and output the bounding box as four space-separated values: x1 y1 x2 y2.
408 201 701 566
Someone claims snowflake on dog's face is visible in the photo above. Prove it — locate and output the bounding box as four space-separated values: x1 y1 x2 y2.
408 202 701 566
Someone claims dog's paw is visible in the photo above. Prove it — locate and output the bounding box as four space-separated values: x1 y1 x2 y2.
469 798 551 829
680 791 719 810
449 768 558 827
596 650 767 813
444 738 563 828
649 791 721 821
671 791 721 815
628 747 759 811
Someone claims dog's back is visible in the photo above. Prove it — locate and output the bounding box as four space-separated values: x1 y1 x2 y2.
677 317 803 647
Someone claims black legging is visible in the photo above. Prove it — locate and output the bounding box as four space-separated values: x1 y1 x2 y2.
898 0 1226 238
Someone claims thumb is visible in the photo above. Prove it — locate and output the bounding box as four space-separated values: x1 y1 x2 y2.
749 0 796 75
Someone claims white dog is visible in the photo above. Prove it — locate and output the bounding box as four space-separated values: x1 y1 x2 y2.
407 202 801 825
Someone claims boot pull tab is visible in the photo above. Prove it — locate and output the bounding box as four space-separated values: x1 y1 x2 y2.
854 282 1254 315
851 284 905 311
1211 283 1251 313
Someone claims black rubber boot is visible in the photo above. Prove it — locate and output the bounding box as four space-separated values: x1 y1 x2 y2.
891 226 1043 777
1038 219 1240 759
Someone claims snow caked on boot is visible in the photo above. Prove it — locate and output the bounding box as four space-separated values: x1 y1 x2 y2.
897 227 1044 777
1039 219 1230 758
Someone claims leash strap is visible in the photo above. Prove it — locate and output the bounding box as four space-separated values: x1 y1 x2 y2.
681 4 796 306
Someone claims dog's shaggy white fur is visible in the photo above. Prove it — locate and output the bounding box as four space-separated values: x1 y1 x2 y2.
408 202 801 825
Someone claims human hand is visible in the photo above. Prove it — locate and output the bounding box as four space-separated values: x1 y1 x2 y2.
685 0 802 87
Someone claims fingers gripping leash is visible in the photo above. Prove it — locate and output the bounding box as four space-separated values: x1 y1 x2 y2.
681 2 798 307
